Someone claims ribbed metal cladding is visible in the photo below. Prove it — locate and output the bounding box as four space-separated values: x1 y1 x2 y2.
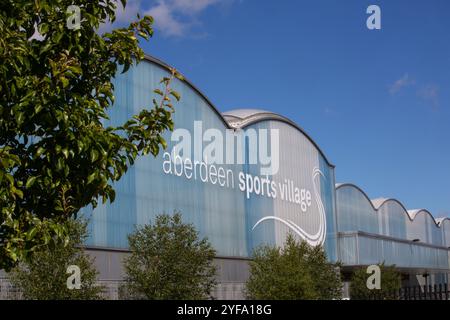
336 184 450 272
84 57 338 262
244 120 337 261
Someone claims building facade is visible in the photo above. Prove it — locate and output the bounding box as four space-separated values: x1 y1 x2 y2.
81 55 449 299
1 55 449 299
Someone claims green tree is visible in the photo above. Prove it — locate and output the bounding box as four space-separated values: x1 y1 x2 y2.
350 263 401 300
245 234 342 300
0 0 182 270
121 213 217 300
9 218 104 299
304 242 343 299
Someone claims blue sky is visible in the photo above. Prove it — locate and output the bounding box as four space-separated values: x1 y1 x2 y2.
113 0 450 216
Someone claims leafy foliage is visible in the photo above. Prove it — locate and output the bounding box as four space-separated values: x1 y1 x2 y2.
0 0 182 270
9 218 104 300
350 263 401 300
121 213 217 300
245 234 342 300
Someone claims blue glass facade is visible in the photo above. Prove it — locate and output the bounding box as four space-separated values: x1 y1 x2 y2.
336 184 450 272
84 57 338 261
82 56 449 279
85 59 248 256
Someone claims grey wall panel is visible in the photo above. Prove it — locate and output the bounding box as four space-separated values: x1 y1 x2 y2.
214 258 250 283
86 249 128 280
86 249 251 285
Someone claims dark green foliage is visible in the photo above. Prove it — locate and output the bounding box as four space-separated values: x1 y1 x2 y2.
9 218 104 299
245 234 342 300
0 0 182 269
122 213 217 300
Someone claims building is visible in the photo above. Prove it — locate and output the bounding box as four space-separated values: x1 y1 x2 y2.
1 55 449 299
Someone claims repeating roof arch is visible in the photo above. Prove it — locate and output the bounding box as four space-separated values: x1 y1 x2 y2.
336 183 449 228
144 55 334 167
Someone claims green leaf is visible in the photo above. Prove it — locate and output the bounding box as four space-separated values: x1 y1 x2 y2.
16 112 24 126
90 149 99 163
26 227 38 240
13 187 23 199
87 173 96 184
5 174 14 186
170 90 181 101
36 147 45 157
68 65 82 75
26 176 37 189
35 104 43 114
61 77 69 88
62 148 69 159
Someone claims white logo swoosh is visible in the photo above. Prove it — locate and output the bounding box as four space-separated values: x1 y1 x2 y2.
251 167 327 246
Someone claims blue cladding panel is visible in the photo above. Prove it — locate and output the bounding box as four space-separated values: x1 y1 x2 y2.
82 58 449 272
320 156 338 262
84 59 337 259
85 61 248 256
336 185 450 269
83 58 449 272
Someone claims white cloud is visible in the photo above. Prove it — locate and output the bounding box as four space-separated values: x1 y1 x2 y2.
98 0 142 34
171 0 220 15
145 0 227 37
388 74 441 111
389 73 415 95
96 0 233 37
146 1 186 37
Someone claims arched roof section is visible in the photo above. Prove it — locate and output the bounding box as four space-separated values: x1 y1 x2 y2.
406 209 441 227
223 109 334 167
144 55 334 168
336 183 445 228
436 217 450 226
143 55 230 128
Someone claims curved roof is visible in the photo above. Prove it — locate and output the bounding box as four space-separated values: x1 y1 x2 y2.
223 109 334 167
144 54 230 128
223 109 299 128
407 209 440 225
336 183 450 227
371 198 389 209
222 108 272 119
144 54 334 167
437 217 450 226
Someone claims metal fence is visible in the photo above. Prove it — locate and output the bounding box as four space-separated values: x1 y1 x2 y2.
0 278 22 300
368 283 450 300
1 278 246 300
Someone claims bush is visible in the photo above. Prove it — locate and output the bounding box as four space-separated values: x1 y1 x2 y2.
121 212 217 299
245 234 342 300
9 218 104 300
350 263 401 300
